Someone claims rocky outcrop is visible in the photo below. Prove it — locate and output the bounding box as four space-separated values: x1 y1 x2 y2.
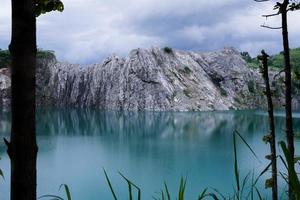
0 68 10 106
0 47 288 111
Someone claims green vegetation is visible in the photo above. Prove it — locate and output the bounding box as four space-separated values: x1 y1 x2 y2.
0 49 55 69
179 66 192 75
0 157 4 180
0 49 11 69
220 87 228 97
183 88 193 97
247 80 255 94
241 48 300 71
163 47 173 54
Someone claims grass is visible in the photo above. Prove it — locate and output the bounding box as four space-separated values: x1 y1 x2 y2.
0 157 4 180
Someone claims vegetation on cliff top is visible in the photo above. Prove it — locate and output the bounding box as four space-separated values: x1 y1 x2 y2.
241 47 300 71
0 49 55 69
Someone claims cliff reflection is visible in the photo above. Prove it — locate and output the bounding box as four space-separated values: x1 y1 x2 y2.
1 108 297 140
34 108 281 139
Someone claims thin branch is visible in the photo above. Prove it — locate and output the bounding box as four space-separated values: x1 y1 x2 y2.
254 0 271 2
261 25 282 29
262 12 280 18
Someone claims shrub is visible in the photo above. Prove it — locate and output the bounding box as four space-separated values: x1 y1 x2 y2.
220 88 228 97
247 80 255 93
163 47 173 54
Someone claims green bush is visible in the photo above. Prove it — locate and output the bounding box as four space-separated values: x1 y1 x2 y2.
0 48 55 69
163 47 173 54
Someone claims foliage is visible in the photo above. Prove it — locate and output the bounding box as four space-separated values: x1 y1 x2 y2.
0 157 4 180
220 87 228 97
241 47 300 71
163 47 173 54
38 184 71 200
247 80 255 93
0 49 55 69
279 141 300 200
36 0 64 17
0 49 11 69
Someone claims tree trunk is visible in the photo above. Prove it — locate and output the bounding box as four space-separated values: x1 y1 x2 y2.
6 0 38 199
281 1 295 199
260 51 278 200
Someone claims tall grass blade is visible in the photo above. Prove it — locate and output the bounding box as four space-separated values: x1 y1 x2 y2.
241 172 251 197
206 193 220 200
198 188 208 200
279 141 300 199
38 194 64 200
103 168 118 200
254 162 272 185
59 184 71 200
233 132 240 193
255 187 263 200
164 182 171 200
0 169 4 180
119 172 141 200
211 188 226 200
161 190 165 200
234 130 261 163
178 177 186 200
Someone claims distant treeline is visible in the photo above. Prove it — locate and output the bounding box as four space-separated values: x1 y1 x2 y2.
0 49 55 69
241 47 300 71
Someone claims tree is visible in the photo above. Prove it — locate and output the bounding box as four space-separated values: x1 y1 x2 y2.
255 0 300 199
258 50 278 200
4 1 63 200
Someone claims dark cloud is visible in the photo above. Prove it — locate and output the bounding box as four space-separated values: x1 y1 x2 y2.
0 0 299 63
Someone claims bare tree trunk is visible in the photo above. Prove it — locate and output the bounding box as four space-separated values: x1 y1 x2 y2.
281 1 295 199
260 50 278 200
5 0 38 199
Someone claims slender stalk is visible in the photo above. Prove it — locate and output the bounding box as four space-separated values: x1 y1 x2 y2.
259 50 278 200
281 1 295 199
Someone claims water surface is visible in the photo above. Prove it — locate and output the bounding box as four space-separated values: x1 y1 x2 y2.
0 109 299 199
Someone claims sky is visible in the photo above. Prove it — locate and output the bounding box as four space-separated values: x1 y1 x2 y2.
0 0 300 64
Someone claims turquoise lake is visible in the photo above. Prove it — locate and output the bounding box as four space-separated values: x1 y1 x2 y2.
0 109 300 199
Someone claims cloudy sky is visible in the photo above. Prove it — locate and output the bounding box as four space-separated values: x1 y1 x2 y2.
0 0 300 64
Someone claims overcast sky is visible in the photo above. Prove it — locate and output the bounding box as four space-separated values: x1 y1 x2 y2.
0 0 299 64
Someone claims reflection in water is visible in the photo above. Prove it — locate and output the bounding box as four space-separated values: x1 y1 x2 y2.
0 108 299 200
35 109 276 138
0 108 291 139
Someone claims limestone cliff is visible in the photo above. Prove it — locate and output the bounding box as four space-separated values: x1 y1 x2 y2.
0 47 287 111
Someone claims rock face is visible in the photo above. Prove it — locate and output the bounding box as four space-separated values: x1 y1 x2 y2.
0 68 11 106
0 47 281 111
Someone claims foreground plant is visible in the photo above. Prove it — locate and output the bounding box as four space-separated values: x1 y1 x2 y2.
258 50 278 200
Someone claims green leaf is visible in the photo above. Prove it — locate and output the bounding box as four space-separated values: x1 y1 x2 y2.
59 184 71 200
36 0 64 17
38 194 64 200
119 172 141 200
279 141 300 199
103 168 118 200
234 130 261 163
233 131 240 193
198 188 208 200
254 162 272 186
265 178 273 189
0 168 4 180
164 182 171 200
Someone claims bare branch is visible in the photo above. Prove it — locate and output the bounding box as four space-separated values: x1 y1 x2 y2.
254 0 271 2
262 12 280 18
261 25 282 29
